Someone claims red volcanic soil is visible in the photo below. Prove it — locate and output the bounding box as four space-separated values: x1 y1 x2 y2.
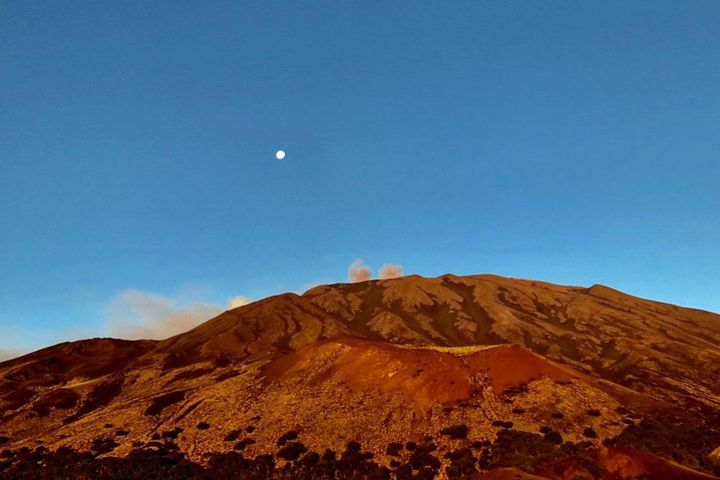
262 336 575 407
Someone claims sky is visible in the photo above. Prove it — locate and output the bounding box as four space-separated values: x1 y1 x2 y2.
1 1 719 357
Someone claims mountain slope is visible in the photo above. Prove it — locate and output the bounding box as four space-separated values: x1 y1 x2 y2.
1 274 720 479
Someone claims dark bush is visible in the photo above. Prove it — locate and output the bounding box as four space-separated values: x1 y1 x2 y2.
224 429 243 442
409 443 441 471
277 430 299 446
90 437 118 455
386 442 403 456
491 420 513 429
196 422 209 430
234 438 256 450
441 424 469 439
161 427 184 439
445 447 477 480
299 451 319 467
583 428 597 439
543 430 563 445
394 463 413 480
278 441 307 461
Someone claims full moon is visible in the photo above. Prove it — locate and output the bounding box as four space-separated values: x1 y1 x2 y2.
275 150 286 160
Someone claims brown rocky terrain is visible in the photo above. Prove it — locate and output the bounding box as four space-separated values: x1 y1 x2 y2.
1 274 720 479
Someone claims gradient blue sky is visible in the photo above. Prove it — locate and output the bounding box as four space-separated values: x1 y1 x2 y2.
1 1 719 354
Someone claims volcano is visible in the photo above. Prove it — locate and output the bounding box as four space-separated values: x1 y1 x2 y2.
1 274 720 479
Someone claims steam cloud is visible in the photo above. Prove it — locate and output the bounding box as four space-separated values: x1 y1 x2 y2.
227 295 252 309
106 289 251 340
0 348 24 362
379 263 404 279
348 260 405 282
348 259 372 283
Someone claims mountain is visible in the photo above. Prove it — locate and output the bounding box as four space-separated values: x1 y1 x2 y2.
1 274 720 479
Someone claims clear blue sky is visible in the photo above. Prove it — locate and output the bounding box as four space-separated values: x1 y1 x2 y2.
1 1 719 353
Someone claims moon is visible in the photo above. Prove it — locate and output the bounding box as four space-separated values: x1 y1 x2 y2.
275 150 286 160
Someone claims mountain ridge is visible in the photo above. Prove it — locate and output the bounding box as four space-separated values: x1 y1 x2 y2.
2 273 720 479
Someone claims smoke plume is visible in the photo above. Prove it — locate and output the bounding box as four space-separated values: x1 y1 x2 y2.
379 263 404 279
348 259 372 283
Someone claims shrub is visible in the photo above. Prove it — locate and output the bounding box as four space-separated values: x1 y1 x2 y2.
277 430 299 446
234 438 256 450
90 437 118 455
161 427 184 439
543 430 563 445
224 429 242 442
277 441 307 461
445 448 477 480
492 420 513 429
441 424 469 439
409 443 441 471
386 442 403 456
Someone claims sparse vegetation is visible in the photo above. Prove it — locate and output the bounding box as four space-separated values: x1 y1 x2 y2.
480 429 566 473
444 448 477 480
606 411 720 475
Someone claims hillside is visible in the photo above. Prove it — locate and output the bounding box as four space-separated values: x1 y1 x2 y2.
1 274 720 479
